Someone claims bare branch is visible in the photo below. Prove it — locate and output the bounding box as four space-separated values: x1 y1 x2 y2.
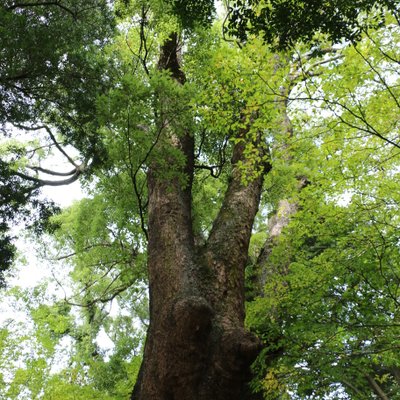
43 125 79 167
325 96 400 150
283 89 400 149
6 1 77 18
66 281 139 308
194 164 222 178
51 269 68 302
13 161 87 186
341 378 364 397
124 5 152 76
12 123 80 166
353 45 400 110
290 54 344 82
125 110 149 241
52 242 115 261
298 46 340 62
27 165 77 177
4 71 32 81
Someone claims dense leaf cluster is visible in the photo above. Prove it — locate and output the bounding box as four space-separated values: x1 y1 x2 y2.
0 157 61 282
167 0 216 28
0 160 37 280
0 1 114 128
245 22 400 398
227 0 399 48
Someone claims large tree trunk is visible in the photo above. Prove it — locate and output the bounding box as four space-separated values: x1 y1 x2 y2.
131 34 267 400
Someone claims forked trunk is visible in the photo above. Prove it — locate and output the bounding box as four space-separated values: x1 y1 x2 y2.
131 34 266 400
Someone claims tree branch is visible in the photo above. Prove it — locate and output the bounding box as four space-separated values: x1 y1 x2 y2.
353 45 400 110
194 163 223 178
290 54 344 82
27 165 77 177
12 123 80 166
43 125 79 167
365 374 389 400
124 109 151 241
6 1 77 18
204 122 271 324
13 161 87 186
341 378 364 397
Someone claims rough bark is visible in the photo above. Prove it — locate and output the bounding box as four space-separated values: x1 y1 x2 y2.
256 176 308 293
365 374 390 400
131 34 267 400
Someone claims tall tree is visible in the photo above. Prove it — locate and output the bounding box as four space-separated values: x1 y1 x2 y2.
3 1 400 399
129 33 269 400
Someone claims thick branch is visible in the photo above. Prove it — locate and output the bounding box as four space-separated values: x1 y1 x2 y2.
4 71 32 81
256 176 308 292
207 139 269 258
365 374 389 400
146 32 195 306
12 123 80 166
299 46 340 61
43 125 79 167
6 1 77 18
341 379 364 397
205 127 270 324
289 54 344 83
157 32 185 83
133 33 197 399
27 165 77 176
194 163 223 178
392 366 400 384
13 161 87 186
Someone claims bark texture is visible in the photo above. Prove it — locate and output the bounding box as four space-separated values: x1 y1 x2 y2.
365 374 390 400
131 34 267 400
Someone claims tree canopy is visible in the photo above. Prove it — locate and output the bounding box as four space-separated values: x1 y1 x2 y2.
1 1 400 399
0 0 114 275
226 0 399 48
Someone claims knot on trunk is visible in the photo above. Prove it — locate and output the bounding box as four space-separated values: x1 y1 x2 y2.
173 295 213 340
219 328 262 373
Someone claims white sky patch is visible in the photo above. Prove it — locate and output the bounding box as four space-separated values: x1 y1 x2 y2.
215 1 226 17
96 327 115 360
42 180 83 207
329 190 353 207
49 336 74 375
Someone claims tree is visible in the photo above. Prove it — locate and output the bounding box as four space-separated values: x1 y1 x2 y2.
129 35 267 400
246 19 400 398
2 1 400 399
0 0 114 279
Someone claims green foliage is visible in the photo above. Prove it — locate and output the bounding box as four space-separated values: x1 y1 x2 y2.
115 0 215 29
167 0 216 29
2 2 400 399
227 0 398 48
0 0 114 127
249 189 400 397
0 278 144 399
0 0 115 274
246 21 400 398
